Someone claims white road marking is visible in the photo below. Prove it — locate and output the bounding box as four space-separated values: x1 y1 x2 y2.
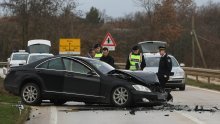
50 106 57 124
175 111 205 124
187 85 220 94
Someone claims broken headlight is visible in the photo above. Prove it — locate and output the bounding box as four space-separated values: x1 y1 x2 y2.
132 85 151 92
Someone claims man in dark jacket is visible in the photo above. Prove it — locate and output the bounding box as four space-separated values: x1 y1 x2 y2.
125 45 146 70
100 47 115 67
157 46 172 88
86 48 96 58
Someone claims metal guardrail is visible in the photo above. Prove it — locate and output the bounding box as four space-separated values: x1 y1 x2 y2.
183 67 220 84
0 62 8 67
115 63 220 84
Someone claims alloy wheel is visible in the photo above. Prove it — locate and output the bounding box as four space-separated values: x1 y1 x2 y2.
113 87 129 106
21 83 40 105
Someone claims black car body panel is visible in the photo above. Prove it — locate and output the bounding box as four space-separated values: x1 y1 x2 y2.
4 56 170 105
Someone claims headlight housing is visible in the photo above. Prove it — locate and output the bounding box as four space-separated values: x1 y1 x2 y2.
175 71 185 77
132 85 151 92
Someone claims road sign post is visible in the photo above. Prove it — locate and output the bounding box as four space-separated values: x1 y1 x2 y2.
59 39 81 55
101 32 116 51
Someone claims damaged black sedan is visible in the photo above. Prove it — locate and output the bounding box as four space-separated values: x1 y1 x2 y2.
4 56 171 107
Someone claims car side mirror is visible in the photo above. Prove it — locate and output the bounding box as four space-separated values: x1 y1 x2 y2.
87 71 97 77
180 63 185 67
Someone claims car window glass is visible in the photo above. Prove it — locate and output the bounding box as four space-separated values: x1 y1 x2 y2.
48 58 64 70
144 56 179 67
37 61 49 69
140 42 166 53
63 58 91 74
12 54 29 60
28 55 52 64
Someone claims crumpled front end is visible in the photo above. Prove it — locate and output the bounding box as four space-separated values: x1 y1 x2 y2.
132 85 173 104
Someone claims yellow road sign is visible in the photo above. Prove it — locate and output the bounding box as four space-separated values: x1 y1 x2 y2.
59 39 81 55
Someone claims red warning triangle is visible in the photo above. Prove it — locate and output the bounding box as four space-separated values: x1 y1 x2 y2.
101 32 116 46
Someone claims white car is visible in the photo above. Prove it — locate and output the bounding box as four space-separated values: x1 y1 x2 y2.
143 53 186 91
9 51 29 67
26 53 54 64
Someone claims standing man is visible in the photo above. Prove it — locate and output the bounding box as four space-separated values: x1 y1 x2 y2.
157 46 172 89
86 48 96 58
125 45 146 71
93 43 102 60
100 47 115 67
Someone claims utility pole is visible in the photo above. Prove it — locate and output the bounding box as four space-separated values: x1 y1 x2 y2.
191 13 207 68
191 15 195 67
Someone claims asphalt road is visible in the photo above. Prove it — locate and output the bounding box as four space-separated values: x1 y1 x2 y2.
25 86 220 124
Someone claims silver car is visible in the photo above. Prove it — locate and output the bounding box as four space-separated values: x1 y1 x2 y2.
143 53 185 91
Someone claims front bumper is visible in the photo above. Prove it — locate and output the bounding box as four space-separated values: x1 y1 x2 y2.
166 78 185 88
131 90 168 104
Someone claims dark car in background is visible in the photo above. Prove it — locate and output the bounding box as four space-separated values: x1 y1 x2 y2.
4 56 171 107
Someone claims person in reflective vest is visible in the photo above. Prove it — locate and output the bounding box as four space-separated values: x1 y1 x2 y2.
93 43 102 60
125 45 146 71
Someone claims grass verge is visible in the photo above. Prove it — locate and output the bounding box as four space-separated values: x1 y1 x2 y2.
186 78 220 91
0 78 30 124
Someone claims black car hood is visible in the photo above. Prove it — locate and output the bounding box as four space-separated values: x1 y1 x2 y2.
108 69 160 86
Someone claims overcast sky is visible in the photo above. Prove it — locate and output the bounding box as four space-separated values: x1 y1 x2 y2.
77 0 220 18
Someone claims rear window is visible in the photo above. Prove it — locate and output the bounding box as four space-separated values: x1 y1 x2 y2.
144 56 179 67
139 42 166 53
12 54 29 60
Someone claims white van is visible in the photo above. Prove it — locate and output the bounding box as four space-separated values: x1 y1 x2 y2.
28 39 51 53
138 41 167 53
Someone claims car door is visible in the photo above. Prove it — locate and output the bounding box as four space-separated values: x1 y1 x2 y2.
62 58 101 96
36 57 65 92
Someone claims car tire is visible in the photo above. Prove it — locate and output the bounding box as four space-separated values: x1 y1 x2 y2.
179 85 185 91
111 86 132 107
21 83 41 105
52 99 66 106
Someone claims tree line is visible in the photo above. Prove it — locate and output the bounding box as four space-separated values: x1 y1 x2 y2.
0 0 219 69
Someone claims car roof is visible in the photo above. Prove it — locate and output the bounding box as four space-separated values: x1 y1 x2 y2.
25 55 91 68
143 53 174 58
12 52 29 54
138 41 167 45
28 53 54 56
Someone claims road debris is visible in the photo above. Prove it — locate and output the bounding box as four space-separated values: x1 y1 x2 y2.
213 106 219 110
129 109 136 115
194 105 215 112
58 103 219 114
